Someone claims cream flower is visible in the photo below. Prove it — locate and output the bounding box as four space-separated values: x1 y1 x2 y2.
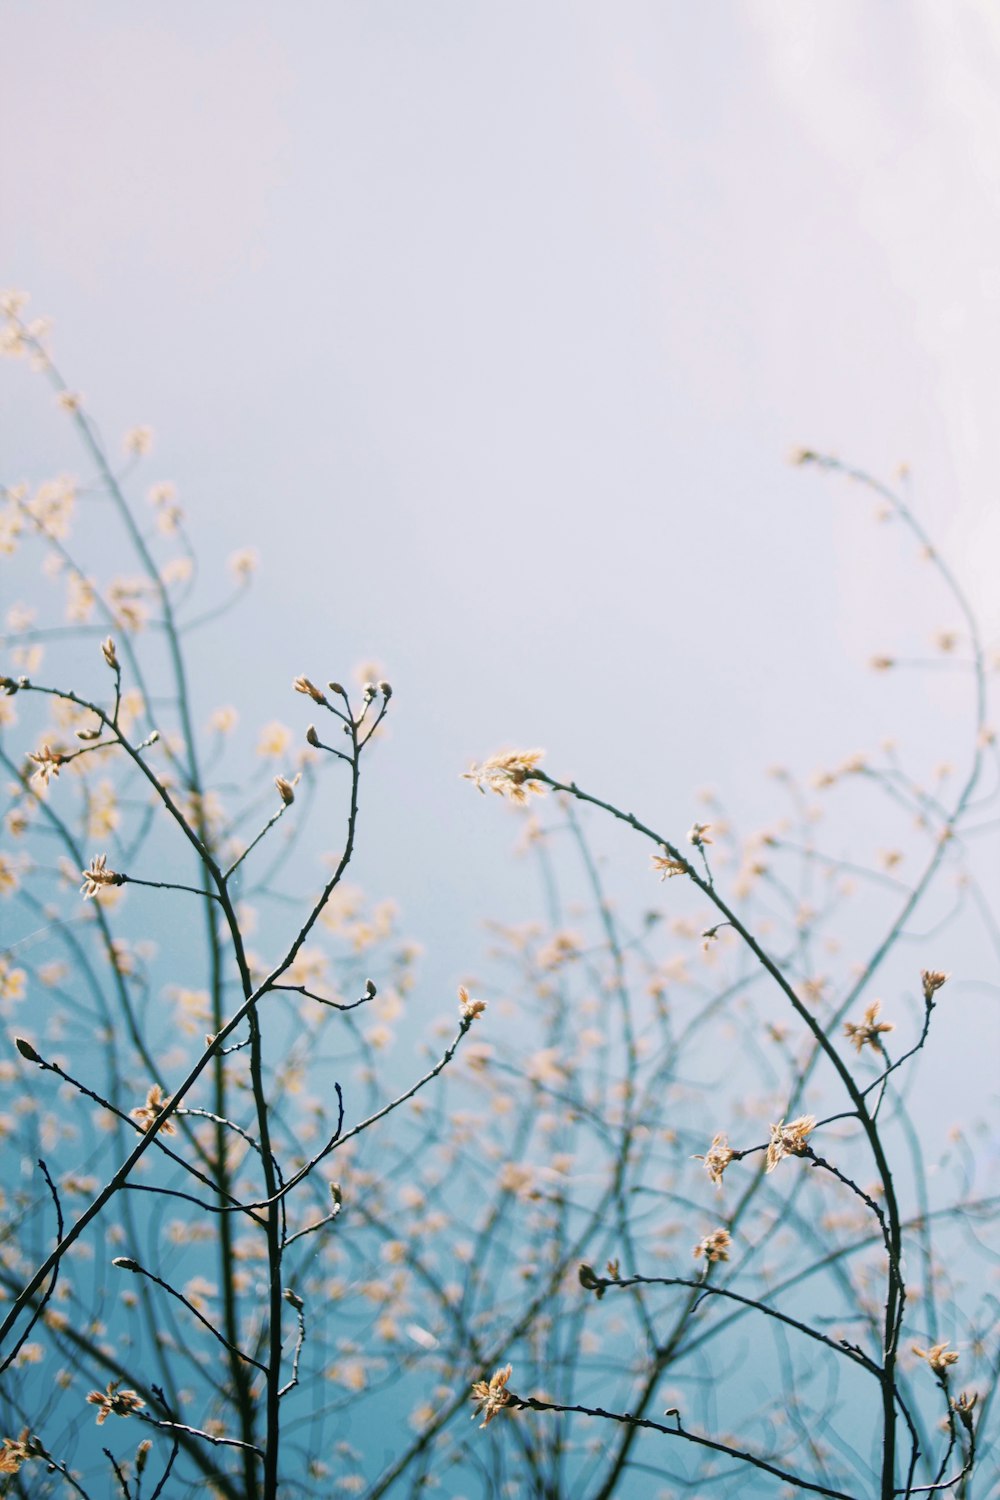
651 848 689 880
693 1228 732 1263
80 854 123 901
843 1000 894 1055
458 986 487 1021
694 1133 736 1189
86 1382 145 1425
765 1115 816 1173
470 1364 516 1427
913 1342 959 1375
463 749 546 804
130 1083 176 1136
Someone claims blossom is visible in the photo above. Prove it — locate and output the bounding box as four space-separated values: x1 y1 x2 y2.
843 1000 894 1055
257 721 293 758
130 1083 176 1136
651 848 689 880
693 1228 732 1263
913 1341 959 1375
27 744 66 787
458 985 486 1021
765 1115 816 1173
470 1364 516 1427
80 854 123 901
123 425 153 457
694 1133 736 1189
686 823 712 847
209 705 238 734
229 548 259 581
951 1391 977 1429
0 1430 35 1474
463 749 546 804
921 970 949 1002
293 676 327 704
86 1382 145 1425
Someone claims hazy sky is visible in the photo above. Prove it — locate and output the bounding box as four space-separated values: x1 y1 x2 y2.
3 2 998 1021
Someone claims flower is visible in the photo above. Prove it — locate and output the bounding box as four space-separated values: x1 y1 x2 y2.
463 749 546 804
123 425 153 457
130 1083 176 1136
27 744 66 787
470 1364 516 1427
951 1391 977 1430
651 848 689 880
693 1228 732 1263
913 1342 959 1375
921 970 949 1002
694 1133 736 1189
843 1000 894 1055
687 823 712 847
257 722 293 758
765 1115 816 1173
86 1382 145 1425
0 1430 35 1475
80 854 123 900
293 676 327 704
229 548 258 581
458 986 486 1021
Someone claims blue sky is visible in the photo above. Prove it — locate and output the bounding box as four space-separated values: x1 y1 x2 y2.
3 0 998 1058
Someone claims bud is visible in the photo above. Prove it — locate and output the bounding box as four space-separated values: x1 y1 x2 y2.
101 637 120 671
306 724 320 747
365 978 377 998
921 969 949 1002
293 676 327 704
15 1036 41 1064
274 776 296 806
136 1440 153 1475
327 681 346 697
378 680 393 699
578 1263 606 1299
363 681 377 700
112 1257 141 1273
283 1287 304 1309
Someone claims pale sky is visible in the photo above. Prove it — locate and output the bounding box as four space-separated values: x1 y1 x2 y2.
3 1 998 1047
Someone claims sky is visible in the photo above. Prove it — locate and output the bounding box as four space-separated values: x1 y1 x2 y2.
2 0 999 1041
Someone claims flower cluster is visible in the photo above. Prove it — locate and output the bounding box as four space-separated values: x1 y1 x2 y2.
913 1342 959 1375
765 1115 816 1173
458 986 487 1022
85 1382 145 1425
694 1132 737 1189
463 750 546 804
470 1364 516 1428
80 853 123 900
130 1083 177 1136
843 999 894 1055
693 1227 732 1263
651 848 689 880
